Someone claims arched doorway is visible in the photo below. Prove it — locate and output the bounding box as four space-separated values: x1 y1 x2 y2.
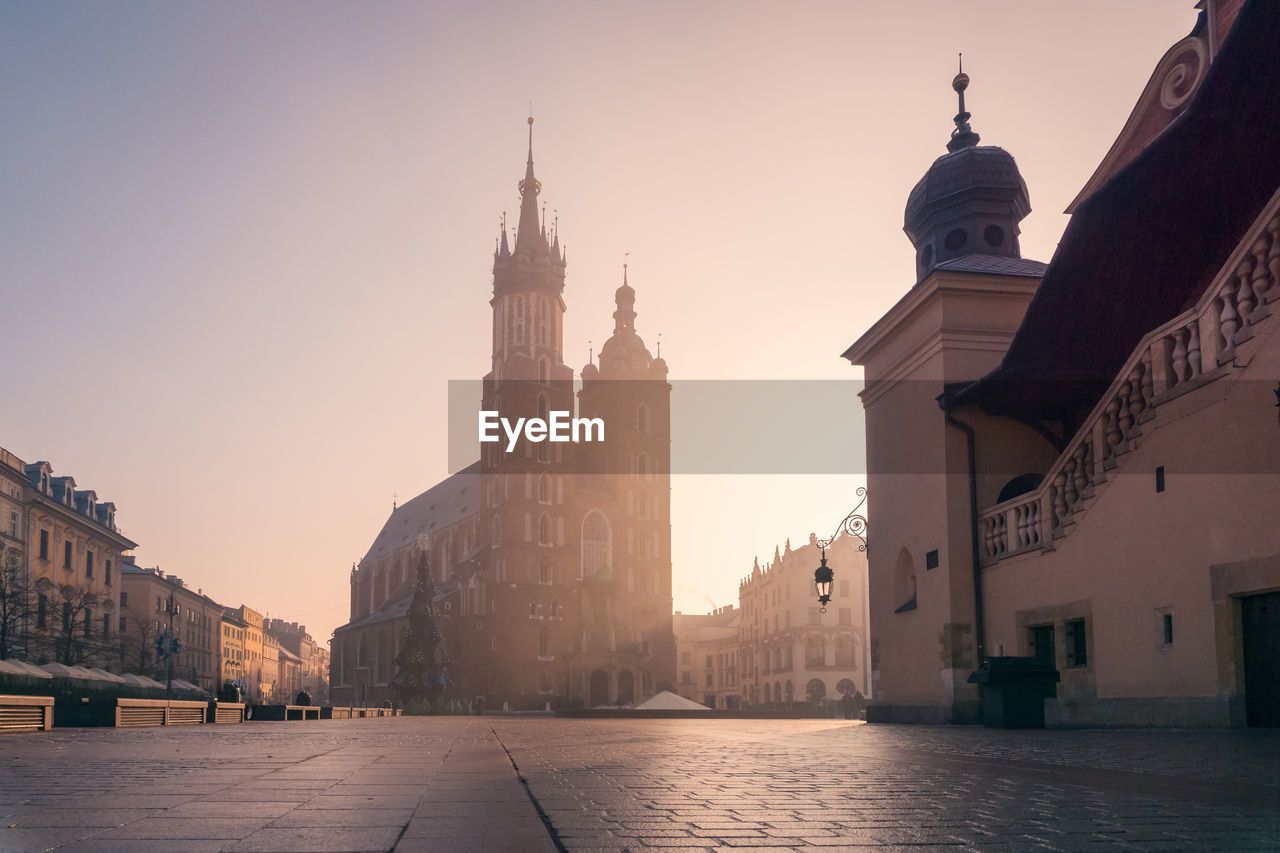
589 669 609 707
806 678 827 703
618 670 635 705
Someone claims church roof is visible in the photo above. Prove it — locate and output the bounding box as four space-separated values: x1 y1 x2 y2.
360 462 482 565
953 0 1280 423
933 255 1047 277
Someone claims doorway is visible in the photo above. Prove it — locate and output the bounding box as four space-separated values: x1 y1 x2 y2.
589 669 609 707
1242 591 1280 727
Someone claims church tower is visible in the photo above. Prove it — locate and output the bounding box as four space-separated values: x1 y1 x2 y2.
573 268 675 705
477 117 577 700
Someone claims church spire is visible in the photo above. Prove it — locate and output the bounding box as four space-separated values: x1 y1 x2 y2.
947 54 980 152
515 115 544 254
613 258 636 332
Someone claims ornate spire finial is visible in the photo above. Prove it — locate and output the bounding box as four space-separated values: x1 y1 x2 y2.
947 53 980 152
588 339 593 364
656 331 662 358
515 114 544 253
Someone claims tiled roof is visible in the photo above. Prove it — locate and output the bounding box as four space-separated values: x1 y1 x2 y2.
933 255 1047 277
360 462 483 565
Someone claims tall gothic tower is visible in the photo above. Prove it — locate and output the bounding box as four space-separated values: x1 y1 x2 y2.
478 117 578 698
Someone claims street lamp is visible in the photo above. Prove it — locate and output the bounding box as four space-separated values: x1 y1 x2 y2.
813 486 868 613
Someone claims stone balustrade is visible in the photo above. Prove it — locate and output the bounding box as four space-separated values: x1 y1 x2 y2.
979 193 1280 566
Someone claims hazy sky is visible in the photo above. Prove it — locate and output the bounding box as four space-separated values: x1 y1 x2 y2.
1 1 1196 643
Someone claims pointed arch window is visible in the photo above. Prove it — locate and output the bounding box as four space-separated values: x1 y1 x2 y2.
538 473 551 504
636 403 651 434
537 299 549 347
538 356 550 385
537 512 552 546
581 511 611 578
515 297 526 345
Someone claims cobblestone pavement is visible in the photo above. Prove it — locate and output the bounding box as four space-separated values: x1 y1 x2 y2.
0 718 1277 852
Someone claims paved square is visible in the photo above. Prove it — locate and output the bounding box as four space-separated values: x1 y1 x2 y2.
0 718 1276 851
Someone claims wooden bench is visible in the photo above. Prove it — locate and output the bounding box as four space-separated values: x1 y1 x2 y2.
0 695 54 732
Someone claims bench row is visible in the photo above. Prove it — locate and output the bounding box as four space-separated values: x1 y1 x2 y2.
0 695 401 731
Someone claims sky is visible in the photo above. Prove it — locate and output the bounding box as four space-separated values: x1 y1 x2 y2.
0 1 1198 644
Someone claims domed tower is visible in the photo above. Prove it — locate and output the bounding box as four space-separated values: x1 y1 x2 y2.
842 62 1046 725
903 61 1032 282
573 264 674 705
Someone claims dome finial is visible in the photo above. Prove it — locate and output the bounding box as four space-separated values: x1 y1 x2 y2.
947 53 980 152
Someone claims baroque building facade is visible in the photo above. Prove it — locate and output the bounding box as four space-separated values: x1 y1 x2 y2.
0 447 136 667
330 121 675 710
738 533 869 708
844 0 1280 726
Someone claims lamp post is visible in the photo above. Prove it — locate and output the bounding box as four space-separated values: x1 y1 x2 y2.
813 487 868 613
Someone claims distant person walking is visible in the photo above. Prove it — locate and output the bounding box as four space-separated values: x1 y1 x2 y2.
840 691 855 720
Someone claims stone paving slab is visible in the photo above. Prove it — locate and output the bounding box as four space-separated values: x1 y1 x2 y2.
0 718 1277 851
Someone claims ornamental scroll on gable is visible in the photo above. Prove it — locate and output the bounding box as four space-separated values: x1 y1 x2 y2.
1066 32 1210 214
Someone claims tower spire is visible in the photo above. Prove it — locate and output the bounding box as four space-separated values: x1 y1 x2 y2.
515 114 544 253
947 54 980 152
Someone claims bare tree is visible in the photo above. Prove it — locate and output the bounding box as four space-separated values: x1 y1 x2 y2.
49 584 107 667
0 545 33 661
121 610 158 674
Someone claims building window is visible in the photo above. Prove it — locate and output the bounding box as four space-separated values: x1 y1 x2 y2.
515 297 525 344
539 559 550 584
85 551 94 578
119 615 127 633
1029 624 1055 666
8 511 16 538
1065 619 1087 667
105 559 112 586
39 529 49 560
838 607 851 626
63 541 72 569
120 591 128 607
1162 611 1174 646
102 613 111 640
705 672 713 687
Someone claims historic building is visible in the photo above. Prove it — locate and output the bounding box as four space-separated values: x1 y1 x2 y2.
738 533 869 708
0 447 136 667
117 558 223 691
266 618 329 704
673 605 740 709
330 120 674 710
844 0 1280 726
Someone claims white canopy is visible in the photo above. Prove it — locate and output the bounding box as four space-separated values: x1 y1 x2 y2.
0 659 53 679
635 690 710 711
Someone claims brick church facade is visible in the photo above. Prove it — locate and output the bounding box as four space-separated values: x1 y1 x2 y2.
330 120 675 710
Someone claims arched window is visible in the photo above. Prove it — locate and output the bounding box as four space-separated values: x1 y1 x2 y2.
377 630 389 683
784 680 794 703
515 297 525 344
635 403 651 434
538 628 549 656
537 395 550 462
538 356 550 385
835 636 855 667
538 473 551 504
539 558 550 584
490 515 502 547
894 548 918 613
634 452 652 480
805 635 825 667
537 299 548 347
537 513 551 546
581 511 611 578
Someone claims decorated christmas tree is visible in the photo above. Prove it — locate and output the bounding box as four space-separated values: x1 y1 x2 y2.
392 551 450 710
